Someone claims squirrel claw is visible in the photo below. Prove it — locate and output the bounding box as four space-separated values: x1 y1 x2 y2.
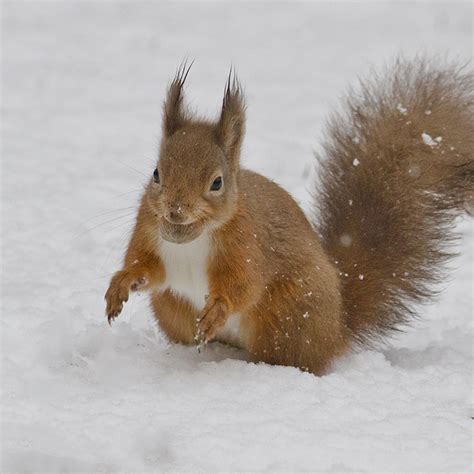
195 334 207 353
107 309 120 326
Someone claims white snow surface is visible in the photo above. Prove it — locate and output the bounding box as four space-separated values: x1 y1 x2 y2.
2 2 473 472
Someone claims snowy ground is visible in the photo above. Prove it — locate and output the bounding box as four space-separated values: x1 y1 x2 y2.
1 2 473 472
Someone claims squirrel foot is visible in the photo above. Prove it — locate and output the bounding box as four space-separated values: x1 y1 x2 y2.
105 271 148 325
195 296 229 344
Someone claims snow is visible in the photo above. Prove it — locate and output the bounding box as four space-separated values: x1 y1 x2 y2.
2 2 472 472
340 233 353 247
397 103 408 115
421 132 433 146
408 164 422 178
422 132 442 147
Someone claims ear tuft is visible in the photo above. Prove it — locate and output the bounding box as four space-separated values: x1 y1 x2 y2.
162 60 194 137
216 68 246 163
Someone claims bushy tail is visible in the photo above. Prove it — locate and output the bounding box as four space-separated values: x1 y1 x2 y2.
314 57 474 347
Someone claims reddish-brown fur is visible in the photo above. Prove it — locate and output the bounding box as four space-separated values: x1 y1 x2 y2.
105 59 473 375
315 58 474 347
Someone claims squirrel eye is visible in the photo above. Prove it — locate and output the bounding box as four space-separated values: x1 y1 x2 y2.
153 169 160 184
210 176 223 191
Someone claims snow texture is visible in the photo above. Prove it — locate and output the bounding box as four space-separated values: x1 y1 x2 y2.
2 2 473 472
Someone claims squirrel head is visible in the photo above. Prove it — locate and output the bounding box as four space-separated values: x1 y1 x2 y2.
146 63 246 244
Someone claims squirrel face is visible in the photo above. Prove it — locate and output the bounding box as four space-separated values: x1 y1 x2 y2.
145 63 246 244
146 124 238 244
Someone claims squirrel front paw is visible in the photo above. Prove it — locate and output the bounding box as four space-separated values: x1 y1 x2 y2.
104 270 148 325
195 296 229 344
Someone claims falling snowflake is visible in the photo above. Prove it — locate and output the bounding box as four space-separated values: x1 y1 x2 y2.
397 103 407 115
340 234 352 247
421 132 441 147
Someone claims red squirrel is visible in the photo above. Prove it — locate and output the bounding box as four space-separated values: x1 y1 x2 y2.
105 59 473 375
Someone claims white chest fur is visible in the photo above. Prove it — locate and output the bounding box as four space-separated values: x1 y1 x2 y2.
159 231 210 310
158 231 245 348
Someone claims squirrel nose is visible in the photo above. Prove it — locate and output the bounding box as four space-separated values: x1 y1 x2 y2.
166 207 187 224
169 211 184 222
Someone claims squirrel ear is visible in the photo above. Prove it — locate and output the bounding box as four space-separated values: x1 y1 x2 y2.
162 61 193 137
216 69 246 162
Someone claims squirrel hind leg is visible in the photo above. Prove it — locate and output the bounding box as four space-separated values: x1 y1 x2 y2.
246 289 349 376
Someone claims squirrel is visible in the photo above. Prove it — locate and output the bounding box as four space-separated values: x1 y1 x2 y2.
105 58 473 375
